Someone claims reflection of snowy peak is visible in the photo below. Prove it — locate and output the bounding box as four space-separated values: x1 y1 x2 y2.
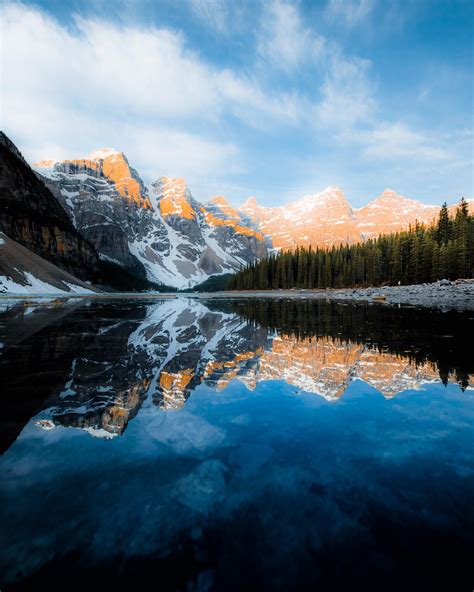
34 153 266 289
253 335 439 400
29 299 459 440
128 298 267 409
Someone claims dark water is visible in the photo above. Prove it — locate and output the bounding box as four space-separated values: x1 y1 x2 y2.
0 297 473 591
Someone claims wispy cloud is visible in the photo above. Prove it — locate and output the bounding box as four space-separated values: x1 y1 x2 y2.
257 0 324 71
314 50 375 128
0 0 471 205
187 0 230 34
361 122 451 161
325 0 375 27
0 2 297 193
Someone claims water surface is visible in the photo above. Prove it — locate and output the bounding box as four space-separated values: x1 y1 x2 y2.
1 298 473 590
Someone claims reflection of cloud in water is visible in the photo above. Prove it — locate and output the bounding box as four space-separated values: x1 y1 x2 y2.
1 380 473 589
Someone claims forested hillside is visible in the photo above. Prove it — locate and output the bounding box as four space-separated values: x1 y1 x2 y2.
229 199 473 290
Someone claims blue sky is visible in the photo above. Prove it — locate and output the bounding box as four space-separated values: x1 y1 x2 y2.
1 0 472 207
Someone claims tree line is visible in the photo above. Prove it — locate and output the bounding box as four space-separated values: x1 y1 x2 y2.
229 199 473 290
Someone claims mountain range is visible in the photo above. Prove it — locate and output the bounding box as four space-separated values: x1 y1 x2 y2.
0 132 471 292
240 187 472 250
34 148 266 289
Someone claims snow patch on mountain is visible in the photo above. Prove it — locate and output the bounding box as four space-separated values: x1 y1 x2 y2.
0 272 94 295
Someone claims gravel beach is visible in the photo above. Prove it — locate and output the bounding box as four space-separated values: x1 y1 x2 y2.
1 280 472 311
197 279 474 311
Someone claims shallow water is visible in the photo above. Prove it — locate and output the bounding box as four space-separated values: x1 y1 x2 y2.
1 298 473 590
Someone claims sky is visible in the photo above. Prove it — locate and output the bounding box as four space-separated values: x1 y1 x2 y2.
0 0 472 207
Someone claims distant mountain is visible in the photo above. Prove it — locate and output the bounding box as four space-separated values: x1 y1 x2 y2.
240 186 472 250
240 186 360 249
34 152 266 289
0 132 99 280
354 188 440 239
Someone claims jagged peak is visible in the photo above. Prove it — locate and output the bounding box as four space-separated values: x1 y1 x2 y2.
377 188 405 200
298 186 348 206
208 195 230 207
34 148 124 168
241 196 258 209
371 188 427 206
33 158 57 168
153 176 188 188
322 185 343 194
87 147 122 160
152 176 195 219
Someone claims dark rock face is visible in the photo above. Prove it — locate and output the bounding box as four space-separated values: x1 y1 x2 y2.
40 156 152 276
0 232 99 294
0 132 99 281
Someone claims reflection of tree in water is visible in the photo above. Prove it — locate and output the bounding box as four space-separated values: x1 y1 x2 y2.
225 299 473 390
2 297 471 452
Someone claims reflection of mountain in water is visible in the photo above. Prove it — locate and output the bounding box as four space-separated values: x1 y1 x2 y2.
1 298 472 448
230 299 473 390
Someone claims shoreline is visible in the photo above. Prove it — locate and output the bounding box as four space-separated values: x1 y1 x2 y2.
1 280 473 311
196 279 474 311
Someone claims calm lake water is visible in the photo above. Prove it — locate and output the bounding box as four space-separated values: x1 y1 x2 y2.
1 297 473 591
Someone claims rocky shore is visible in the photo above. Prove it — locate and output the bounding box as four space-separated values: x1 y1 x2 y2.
1 280 472 311
202 279 474 311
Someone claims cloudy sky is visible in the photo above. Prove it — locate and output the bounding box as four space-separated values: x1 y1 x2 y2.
0 0 472 206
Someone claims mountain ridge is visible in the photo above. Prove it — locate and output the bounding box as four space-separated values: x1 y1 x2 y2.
33 148 266 288
29 142 473 280
239 187 472 249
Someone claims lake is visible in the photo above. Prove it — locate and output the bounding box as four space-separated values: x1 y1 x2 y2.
1 297 473 591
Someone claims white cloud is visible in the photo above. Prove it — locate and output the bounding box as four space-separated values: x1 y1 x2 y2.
314 50 375 128
256 1 374 128
258 0 324 71
0 2 299 183
0 1 469 205
325 0 375 27
359 122 452 161
187 0 229 34
123 125 243 191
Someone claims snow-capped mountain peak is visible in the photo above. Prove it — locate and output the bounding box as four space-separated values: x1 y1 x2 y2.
208 195 231 207
151 176 196 220
241 196 258 209
33 158 57 169
87 147 121 160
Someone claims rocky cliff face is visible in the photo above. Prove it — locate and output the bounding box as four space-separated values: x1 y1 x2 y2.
35 153 267 288
0 133 99 280
11 136 261 290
